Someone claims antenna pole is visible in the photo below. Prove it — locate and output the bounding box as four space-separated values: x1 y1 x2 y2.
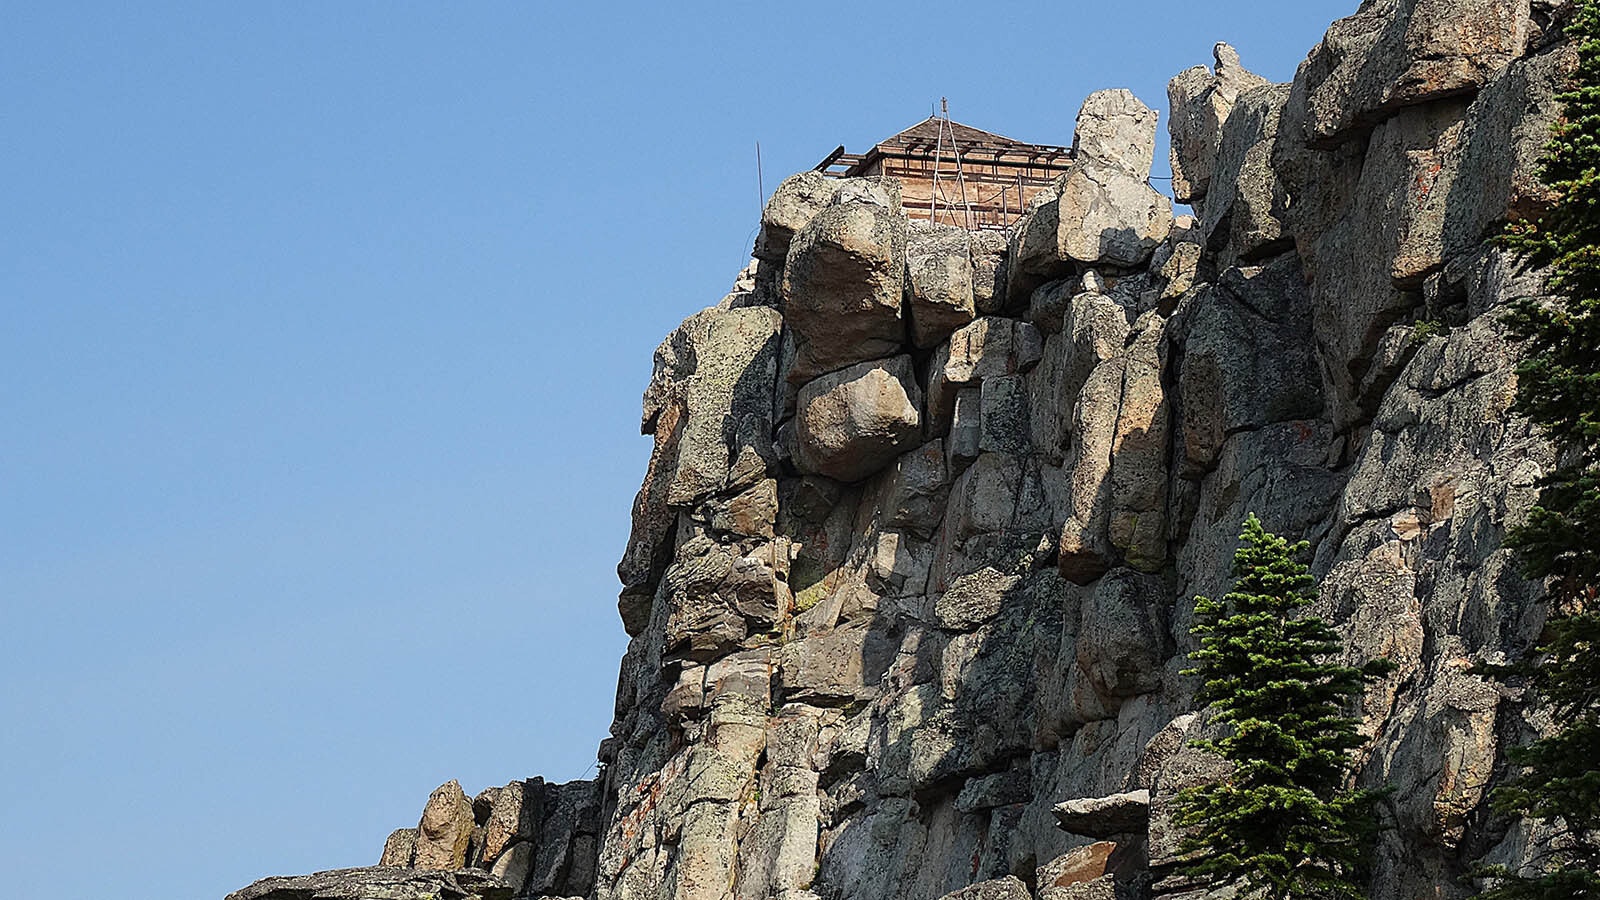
756 141 765 214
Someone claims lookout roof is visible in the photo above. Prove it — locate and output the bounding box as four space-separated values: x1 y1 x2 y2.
816 116 1074 176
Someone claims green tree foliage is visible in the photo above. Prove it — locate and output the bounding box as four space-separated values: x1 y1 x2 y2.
1477 2 1600 896
1175 514 1392 900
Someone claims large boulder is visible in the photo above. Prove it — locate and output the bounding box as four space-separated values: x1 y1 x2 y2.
379 829 417 867
1073 89 1160 176
755 171 837 263
1298 0 1532 146
1007 178 1069 303
906 221 978 348
794 356 923 483
782 179 908 382
1168 42 1272 207
1057 160 1174 268
1175 255 1323 473
412 780 475 871
1201 83 1294 265
1052 790 1152 838
1436 40 1575 260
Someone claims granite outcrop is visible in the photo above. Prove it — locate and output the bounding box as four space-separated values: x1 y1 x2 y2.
226 2 1575 898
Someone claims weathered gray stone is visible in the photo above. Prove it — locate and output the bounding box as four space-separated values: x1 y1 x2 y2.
1052 790 1151 838
379 828 416 867
782 179 907 382
1298 0 1531 146
955 768 1032 813
933 567 1022 632
928 318 1044 435
1072 571 1169 707
226 868 513 900
881 440 952 539
1056 160 1174 268
907 221 978 348
1168 42 1272 206
934 876 1031 900
1074 89 1160 177
978 375 1030 456
947 388 983 475
619 303 783 633
1028 278 1079 334
794 355 923 483
969 230 1011 315
1105 315 1170 572
1201 83 1293 265
1175 256 1323 473
1437 41 1574 260
756 171 838 263
778 623 893 704
1008 179 1069 303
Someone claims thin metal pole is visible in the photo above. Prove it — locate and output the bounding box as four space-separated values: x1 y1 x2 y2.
756 141 765 213
931 98 947 226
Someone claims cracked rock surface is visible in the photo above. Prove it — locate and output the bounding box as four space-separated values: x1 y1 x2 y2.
230 3 1572 898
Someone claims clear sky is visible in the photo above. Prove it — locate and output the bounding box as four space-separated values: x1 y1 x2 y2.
1 2 1355 898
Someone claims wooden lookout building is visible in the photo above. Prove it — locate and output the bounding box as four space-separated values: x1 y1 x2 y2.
815 109 1073 231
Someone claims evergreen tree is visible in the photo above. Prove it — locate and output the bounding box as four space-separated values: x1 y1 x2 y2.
1477 1 1600 896
1175 514 1392 900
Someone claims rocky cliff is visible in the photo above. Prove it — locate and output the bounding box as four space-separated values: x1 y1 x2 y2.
226 2 1578 899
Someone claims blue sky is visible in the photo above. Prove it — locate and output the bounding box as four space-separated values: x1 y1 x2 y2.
1 2 1354 897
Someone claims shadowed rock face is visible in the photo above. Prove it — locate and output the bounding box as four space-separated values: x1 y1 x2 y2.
230 3 1574 900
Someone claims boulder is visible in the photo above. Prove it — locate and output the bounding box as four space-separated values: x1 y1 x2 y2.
1074 89 1160 177
1168 42 1272 206
794 356 923 483
1298 0 1532 146
1437 41 1575 260
782 179 908 382
618 304 783 631
1072 570 1169 705
755 171 836 263
906 221 978 348
1056 160 1173 268
1175 256 1322 473
969 230 1011 314
489 843 535 894
1052 790 1152 838
481 779 545 868
413 780 475 871
1008 179 1069 302
1201 83 1293 265
378 828 417 867
978 375 1030 456
881 440 952 539
933 567 1022 632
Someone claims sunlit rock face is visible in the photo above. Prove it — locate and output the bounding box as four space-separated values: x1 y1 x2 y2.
230 2 1575 898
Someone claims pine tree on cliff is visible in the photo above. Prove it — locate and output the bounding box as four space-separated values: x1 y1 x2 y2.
1476 0 1600 895
1174 514 1392 900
